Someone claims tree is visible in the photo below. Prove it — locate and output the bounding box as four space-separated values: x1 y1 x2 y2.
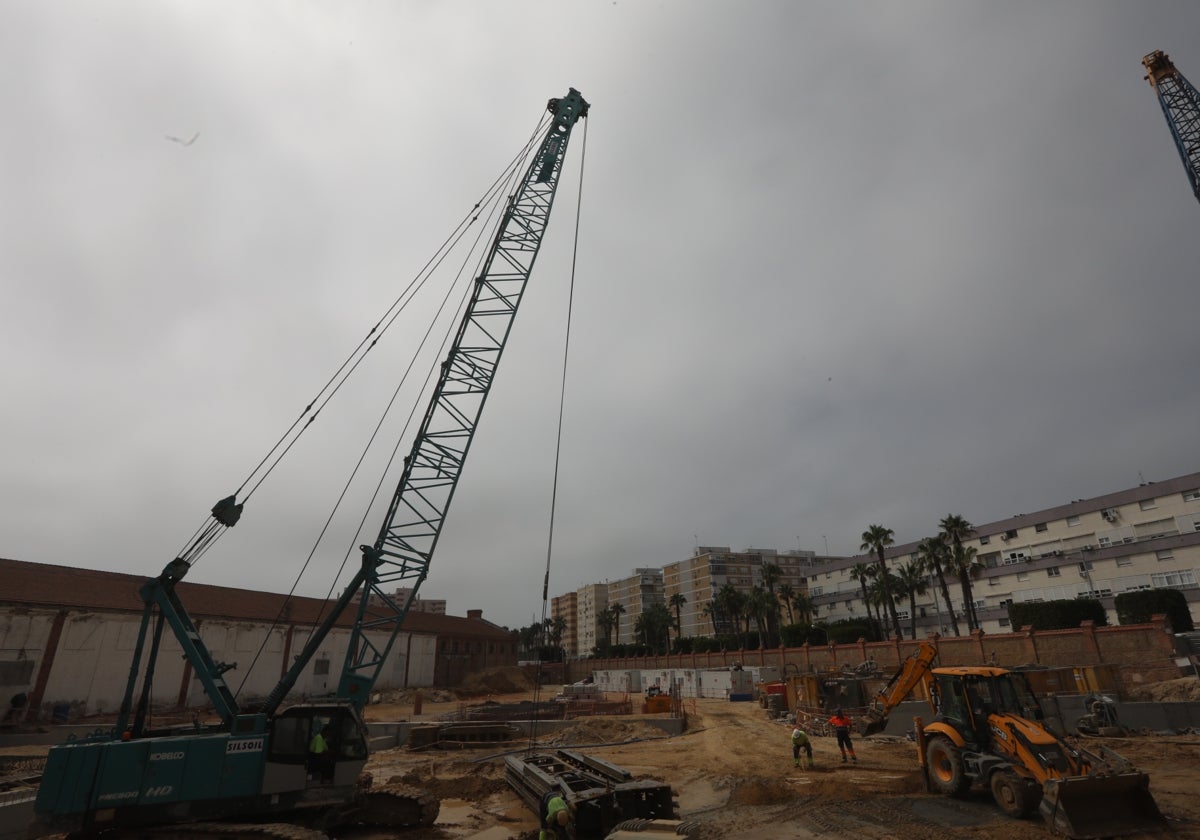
791 591 815 625
777 583 795 625
746 586 774 648
760 562 783 647
610 601 627 646
597 607 616 654
939 515 978 631
635 603 673 653
895 559 928 640
668 592 688 644
861 525 903 640
850 563 879 639
917 536 960 637
716 585 748 649
547 616 567 660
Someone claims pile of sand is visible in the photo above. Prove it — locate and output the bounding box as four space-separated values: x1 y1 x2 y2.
540 719 668 746
1126 676 1200 702
454 666 538 698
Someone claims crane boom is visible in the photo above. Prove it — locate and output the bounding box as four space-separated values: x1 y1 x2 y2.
265 87 590 714
1143 50 1200 203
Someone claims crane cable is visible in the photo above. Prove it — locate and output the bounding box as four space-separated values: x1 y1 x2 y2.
231 114 551 700
527 114 589 752
174 113 553 574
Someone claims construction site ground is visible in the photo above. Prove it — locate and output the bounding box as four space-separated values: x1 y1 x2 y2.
354 686 1200 840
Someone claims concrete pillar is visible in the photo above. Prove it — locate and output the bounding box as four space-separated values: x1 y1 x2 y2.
1021 625 1039 664
1079 620 1101 662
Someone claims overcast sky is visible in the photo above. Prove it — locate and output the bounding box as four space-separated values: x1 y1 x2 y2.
4 2 1200 633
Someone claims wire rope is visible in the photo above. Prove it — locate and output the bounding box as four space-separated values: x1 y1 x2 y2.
526 115 589 753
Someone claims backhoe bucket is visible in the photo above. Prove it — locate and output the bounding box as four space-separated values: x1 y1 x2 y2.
1039 773 1166 839
857 709 887 737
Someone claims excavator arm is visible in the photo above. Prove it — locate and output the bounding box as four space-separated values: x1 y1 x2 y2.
859 642 939 736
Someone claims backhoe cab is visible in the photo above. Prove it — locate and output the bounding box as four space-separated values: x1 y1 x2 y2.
861 644 1165 839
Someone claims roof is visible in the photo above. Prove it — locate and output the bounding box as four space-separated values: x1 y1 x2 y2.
0 557 514 641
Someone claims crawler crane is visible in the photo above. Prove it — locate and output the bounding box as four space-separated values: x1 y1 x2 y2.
860 643 1164 839
30 88 589 838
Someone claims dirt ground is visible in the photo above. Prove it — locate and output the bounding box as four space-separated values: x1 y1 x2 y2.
357 690 1200 840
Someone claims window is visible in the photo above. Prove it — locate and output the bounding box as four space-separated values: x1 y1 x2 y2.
1035 523 1048 533
1139 498 1158 511
1184 489 1200 502
313 659 330 676
1098 537 1111 547
1017 572 1030 582
1005 529 1018 539
980 535 990 545
1079 560 1094 572
999 617 1011 627
1116 556 1133 567
1067 515 1080 526
1047 567 1061 577
1156 549 1175 562
988 577 999 586
810 587 823 596
1151 570 1196 588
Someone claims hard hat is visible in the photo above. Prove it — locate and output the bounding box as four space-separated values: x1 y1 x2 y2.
556 809 569 826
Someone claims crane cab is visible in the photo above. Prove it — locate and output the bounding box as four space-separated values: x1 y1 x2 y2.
263 703 369 793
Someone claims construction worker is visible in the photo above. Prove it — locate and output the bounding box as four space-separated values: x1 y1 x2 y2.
539 790 571 840
828 708 857 763
308 724 334 781
791 726 814 768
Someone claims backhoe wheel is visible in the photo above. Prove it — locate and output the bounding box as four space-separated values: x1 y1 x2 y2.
926 735 970 798
990 770 1039 819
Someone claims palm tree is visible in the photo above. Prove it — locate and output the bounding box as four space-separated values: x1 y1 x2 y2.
850 562 879 639
861 525 903 640
791 591 815 625
716 585 748 648
634 603 673 653
597 608 615 655
760 562 782 647
939 514 977 631
917 536 960 636
668 593 688 646
609 601 627 646
746 586 774 648
947 544 984 632
895 559 928 640
548 616 567 660
777 583 795 625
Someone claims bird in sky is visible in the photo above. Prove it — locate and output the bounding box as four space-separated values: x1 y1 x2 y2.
165 132 200 147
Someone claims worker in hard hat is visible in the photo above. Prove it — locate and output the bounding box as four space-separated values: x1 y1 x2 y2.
791 725 814 768
828 708 857 763
539 790 571 840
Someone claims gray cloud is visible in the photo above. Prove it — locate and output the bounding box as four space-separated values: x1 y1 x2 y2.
3 2 1199 636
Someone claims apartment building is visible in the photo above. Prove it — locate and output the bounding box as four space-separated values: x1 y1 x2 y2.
608 568 664 645
809 470 1200 636
662 547 821 638
575 582 609 658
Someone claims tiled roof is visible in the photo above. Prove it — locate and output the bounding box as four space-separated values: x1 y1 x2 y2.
0 557 514 640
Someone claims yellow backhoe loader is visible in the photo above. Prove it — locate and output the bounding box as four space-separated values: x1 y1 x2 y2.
859 643 1164 839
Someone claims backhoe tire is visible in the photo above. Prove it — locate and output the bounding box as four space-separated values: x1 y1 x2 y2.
990 770 1039 819
926 736 970 798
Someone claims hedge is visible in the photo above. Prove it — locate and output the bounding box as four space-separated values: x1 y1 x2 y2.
1007 598 1107 631
1114 588 1194 632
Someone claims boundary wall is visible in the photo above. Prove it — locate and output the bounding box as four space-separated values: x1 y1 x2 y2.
574 616 1183 695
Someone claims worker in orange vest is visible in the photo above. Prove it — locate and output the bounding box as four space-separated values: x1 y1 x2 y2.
828 708 857 763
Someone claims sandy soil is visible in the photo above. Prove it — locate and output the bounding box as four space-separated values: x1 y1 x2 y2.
357 692 1200 840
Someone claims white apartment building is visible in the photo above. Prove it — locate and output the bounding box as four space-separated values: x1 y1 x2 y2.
575 582 609 657
809 470 1200 636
